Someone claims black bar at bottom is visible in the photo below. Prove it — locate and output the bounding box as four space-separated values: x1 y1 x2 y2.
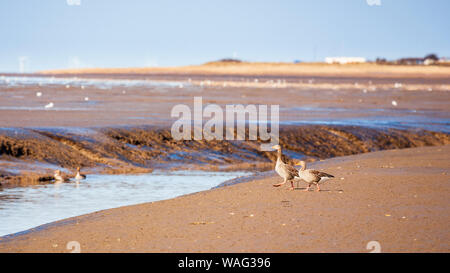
0 253 444 272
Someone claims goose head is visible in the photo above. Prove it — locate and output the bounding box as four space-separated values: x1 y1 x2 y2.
54 170 62 178
295 161 306 168
271 144 281 151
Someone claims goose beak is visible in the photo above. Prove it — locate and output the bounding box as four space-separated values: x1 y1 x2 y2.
295 162 301 166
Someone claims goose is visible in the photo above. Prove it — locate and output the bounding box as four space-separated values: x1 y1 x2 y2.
271 145 299 190
295 161 334 192
54 170 70 182
75 167 86 180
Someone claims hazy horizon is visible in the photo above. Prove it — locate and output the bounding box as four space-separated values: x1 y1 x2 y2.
1 0 449 72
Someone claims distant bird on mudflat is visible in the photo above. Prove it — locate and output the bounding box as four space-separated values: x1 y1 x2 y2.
295 161 334 192
54 170 70 182
271 145 299 190
44 102 54 109
75 167 86 180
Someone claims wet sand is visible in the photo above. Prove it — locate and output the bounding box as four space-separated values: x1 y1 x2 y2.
0 145 448 253
1 66 450 128
1 67 450 186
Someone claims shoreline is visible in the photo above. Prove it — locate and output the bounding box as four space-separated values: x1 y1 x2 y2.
1 145 449 252
4 72 450 93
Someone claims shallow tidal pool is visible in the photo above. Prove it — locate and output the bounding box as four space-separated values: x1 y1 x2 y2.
0 170 248 237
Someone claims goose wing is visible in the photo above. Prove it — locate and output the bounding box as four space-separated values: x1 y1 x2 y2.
309 170 334 182
285 164 299 178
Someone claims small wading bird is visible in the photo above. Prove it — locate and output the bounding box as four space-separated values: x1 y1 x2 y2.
295 161 334 192
271 145 299 190
54 170 70 182
75 167 86 180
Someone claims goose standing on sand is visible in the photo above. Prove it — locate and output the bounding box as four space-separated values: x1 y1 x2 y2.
75 167 86 180
272 145 299 190
54 170 70 182
295 161 334 192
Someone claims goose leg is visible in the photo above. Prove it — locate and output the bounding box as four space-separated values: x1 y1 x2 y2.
315 183 321 192
288 180 295 190
273 178 287 187
303 183 311 191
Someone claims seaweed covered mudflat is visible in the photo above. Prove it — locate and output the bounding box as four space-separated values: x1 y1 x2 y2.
1 125 448 187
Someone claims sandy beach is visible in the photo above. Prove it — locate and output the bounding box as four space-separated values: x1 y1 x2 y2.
1 145 448 253
40 62 450 79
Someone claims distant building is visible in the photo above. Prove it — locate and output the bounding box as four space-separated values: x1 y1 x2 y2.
424 58 436 65
423 54 439 65
395 58 424 65
396 55 439 65
325 57 366 64
375 57 388 64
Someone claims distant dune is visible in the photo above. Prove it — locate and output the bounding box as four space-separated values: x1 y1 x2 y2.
39 62 450 79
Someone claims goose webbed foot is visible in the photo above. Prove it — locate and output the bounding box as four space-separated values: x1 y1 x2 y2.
303 184 311 192
288 180 295 190
273 179 287 187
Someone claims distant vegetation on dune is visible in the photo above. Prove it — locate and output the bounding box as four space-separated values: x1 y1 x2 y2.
204 58 243 65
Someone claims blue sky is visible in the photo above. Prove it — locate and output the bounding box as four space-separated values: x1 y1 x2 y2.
1 0 449 72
